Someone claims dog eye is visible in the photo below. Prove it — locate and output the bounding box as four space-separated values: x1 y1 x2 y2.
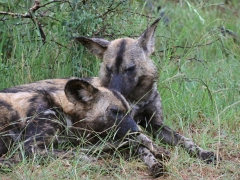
106 65 112 74
110 107 119 115
125 65 135 73
110 107 124 117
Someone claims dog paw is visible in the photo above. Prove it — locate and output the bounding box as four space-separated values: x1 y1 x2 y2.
155 148 171 162
149 162 166 177
199 150 221 164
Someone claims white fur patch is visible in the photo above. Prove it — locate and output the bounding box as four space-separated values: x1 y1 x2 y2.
66 117 72 128
9 130 18 141
64 114 73 136
44 110 56 116
64 114 72 128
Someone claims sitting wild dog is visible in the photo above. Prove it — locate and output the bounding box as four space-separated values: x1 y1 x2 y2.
0 78 167 177
74 18 219 163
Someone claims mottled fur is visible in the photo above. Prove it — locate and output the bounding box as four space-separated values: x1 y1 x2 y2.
0 79 139 159
74 18 219 163
0 78 167 176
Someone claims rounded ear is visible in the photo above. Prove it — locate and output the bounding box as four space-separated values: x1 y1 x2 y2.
74 36 110 59
137 18 161 56
64 79 99 104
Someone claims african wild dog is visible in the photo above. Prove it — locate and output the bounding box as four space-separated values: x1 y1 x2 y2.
74 18 219 163
0 78 167 177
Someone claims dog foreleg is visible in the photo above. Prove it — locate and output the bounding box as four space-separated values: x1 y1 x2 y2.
155 122 218 163
137 146 165 177
136 133 170 161
144 92 219 163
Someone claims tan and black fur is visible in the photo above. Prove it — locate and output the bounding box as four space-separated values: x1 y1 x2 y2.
0 78 167 177
74 18 219 163
0 78 140 155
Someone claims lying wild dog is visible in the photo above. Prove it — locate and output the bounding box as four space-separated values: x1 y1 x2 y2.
0 78 168 177
74 18 219 163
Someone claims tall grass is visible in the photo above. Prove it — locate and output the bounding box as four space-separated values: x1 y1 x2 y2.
0 0 239 179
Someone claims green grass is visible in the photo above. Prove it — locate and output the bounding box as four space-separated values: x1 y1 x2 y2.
0 0 240 179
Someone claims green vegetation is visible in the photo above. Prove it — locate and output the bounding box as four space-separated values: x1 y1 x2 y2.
0 0 239 179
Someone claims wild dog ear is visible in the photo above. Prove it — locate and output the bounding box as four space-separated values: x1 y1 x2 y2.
137 18 161 56
65 79 99 104
75 37 110 59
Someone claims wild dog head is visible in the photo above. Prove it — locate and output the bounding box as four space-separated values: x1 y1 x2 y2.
75 19 160 99
64 79 139 139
